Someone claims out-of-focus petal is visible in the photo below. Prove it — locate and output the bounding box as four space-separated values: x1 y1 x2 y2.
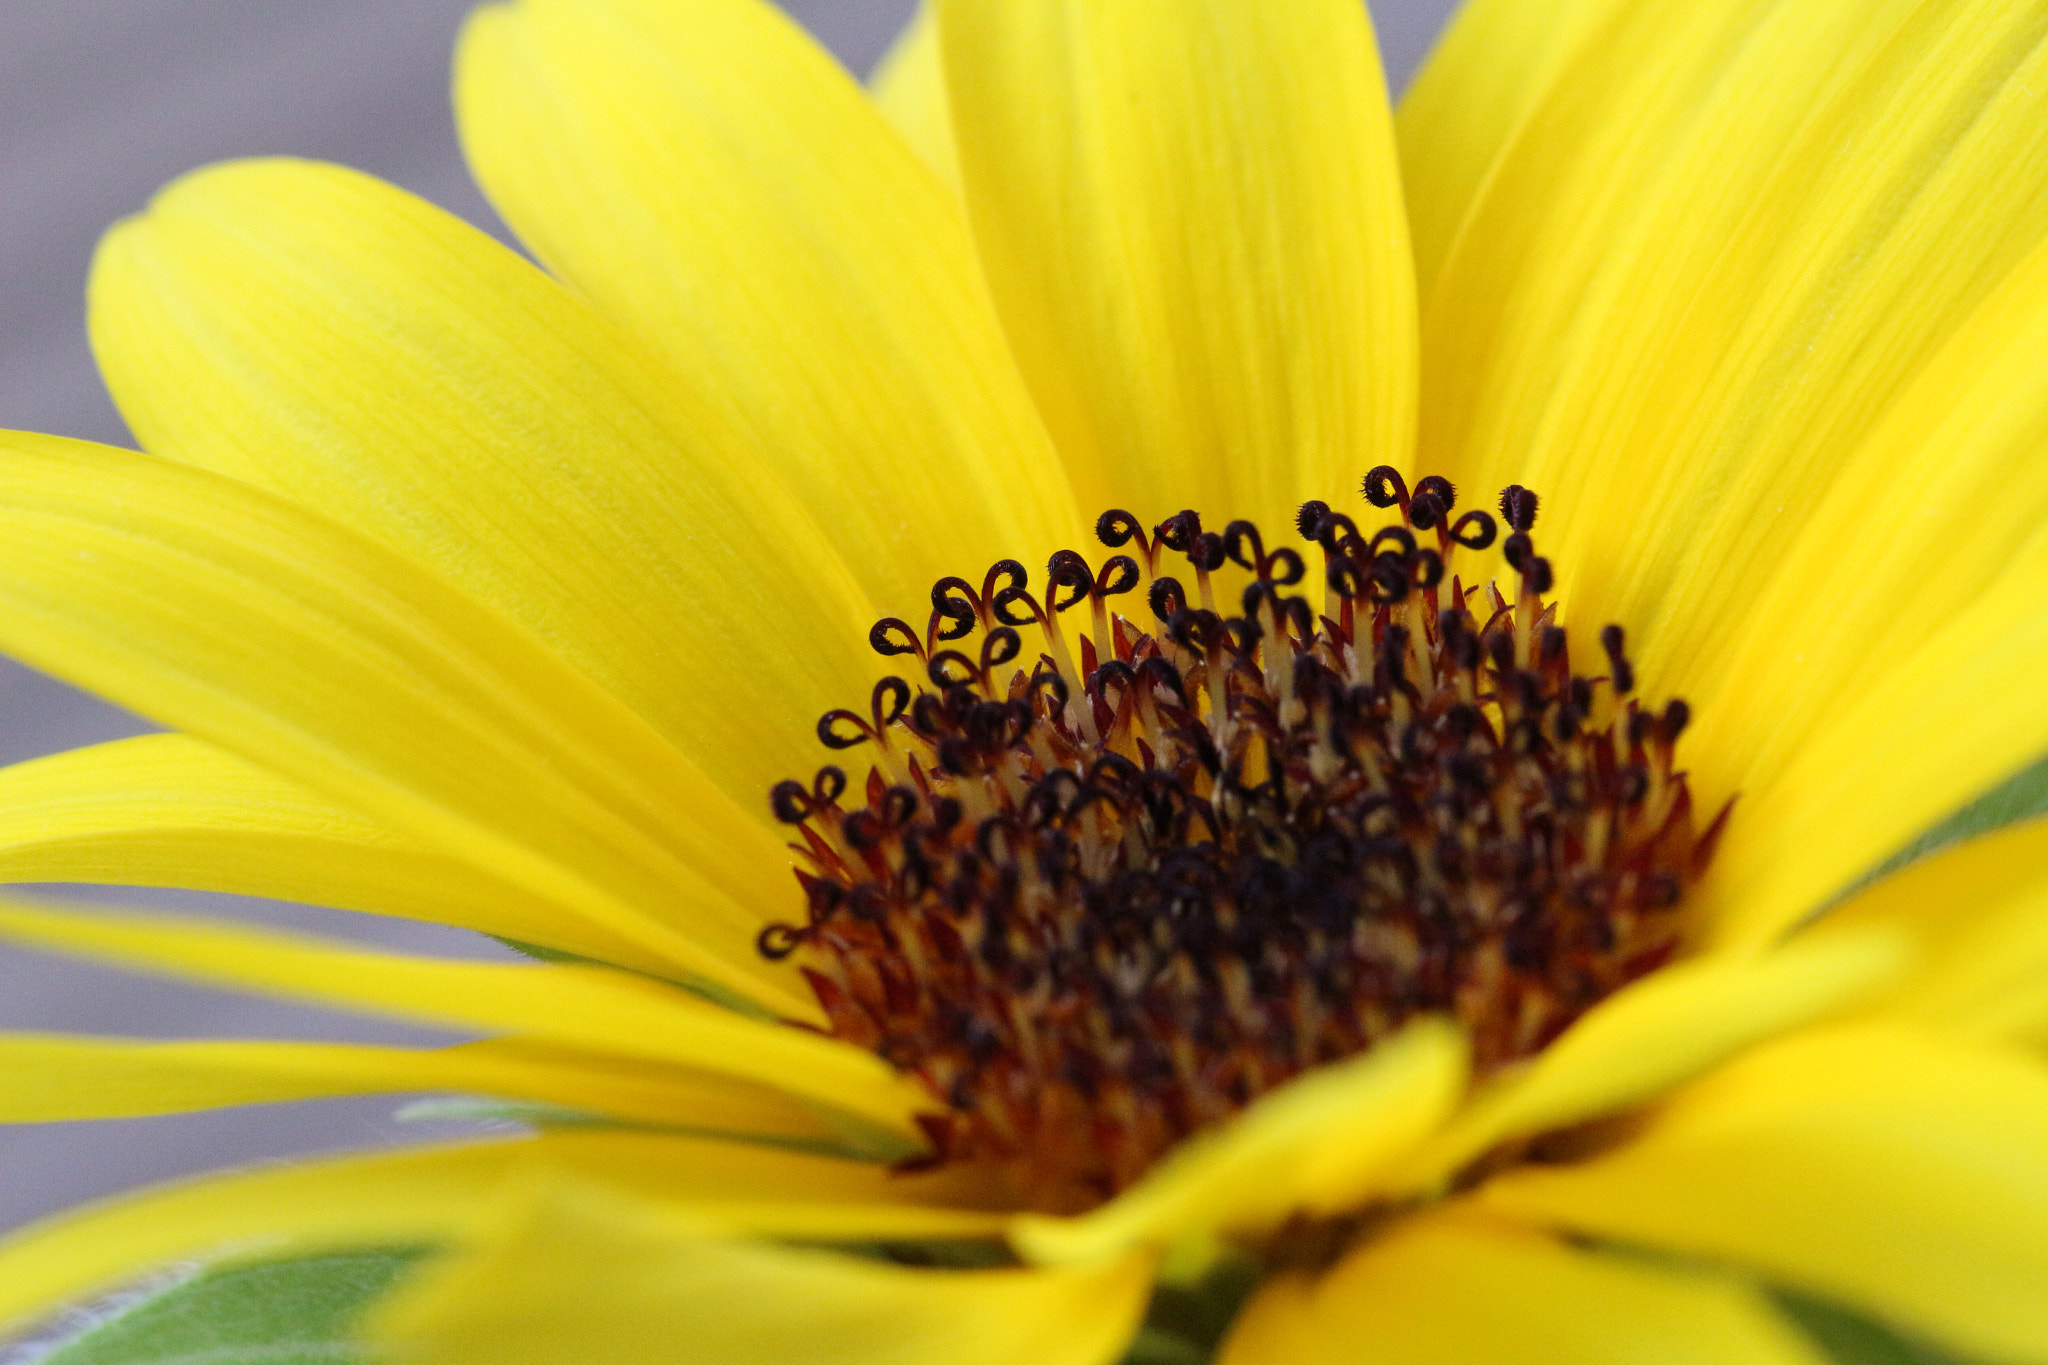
376 1175 1150 1365
1218 1213 1823 1365
1484 1024 2048 1364
1012 1021 1464 1270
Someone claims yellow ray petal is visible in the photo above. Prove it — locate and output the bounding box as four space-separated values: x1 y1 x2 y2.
91 156 878 813
1417 0 1770 494
0 897 928 1142
396 1124 1010 1234
1420 1 2048 925
1394 0 1622 305
1218 1213 1824 1365
1806 815 2048 1040
0 734 667 974
0 1033 843 1144
936 0 1415 532
497 1130 1011 1242
1668 233 2048 944
1704 533 2048 950
1482 1024 2048 1365
441 1040 925 1155
0 1126 1009 1338
1430 0 2048 534
0 430 806 1015
1392 930 1906 1192
0 1137 530 1336
1011 1020 1464 1272
870 3 959 193
511 1125 1006 1213
455 0 1078 615
375 1174 1150 1365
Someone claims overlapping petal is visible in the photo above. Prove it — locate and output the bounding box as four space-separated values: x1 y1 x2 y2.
455 0 1080 615
507 1129 1013 1232
1419 0 2048 929
0 1138 527 1337
1483 1024 2048 1363
1395 0 1623 302
0 898 926 1145
375 1174 1149 1365
0 735 665 972
90 157 875 815
0 431 804 1013
0 1034 845 1144
935 0 1416 533
1012 1021 1464 1272
1391 930 1905 1191
0 1129 1013 1339
1218 1214 1824 1365
1687 233 2048 944
1428 0 2048 534
869 3 959 192
1805 815 2048 1039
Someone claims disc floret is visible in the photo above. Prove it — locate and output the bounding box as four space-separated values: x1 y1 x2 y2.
762 470 1725 1212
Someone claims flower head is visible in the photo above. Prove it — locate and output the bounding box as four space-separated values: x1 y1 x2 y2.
4 0 2048 1363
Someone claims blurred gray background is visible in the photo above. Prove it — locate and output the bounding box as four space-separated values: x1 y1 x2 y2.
0 0 1459 1241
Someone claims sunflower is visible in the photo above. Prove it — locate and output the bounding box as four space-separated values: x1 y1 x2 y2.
2 0 2047 1362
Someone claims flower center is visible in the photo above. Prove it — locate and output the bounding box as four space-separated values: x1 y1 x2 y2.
760 469 1725 1212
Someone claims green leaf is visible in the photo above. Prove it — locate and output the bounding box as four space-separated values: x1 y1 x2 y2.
1114 1256 1261 1365
1117 1327 1214 1365
24 1248 431 1365
1831 750 2048 907
1775 1290 1991 1365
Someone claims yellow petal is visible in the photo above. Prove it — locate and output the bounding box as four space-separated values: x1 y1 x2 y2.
0 1033 843 1144
503 1132 1009 1243
1393 929 1906 1192
1218 1213 1824 1365
1704 530 2048 950
375 1175 1151 1365
90 156 877 814
937 0 1416 531
0 734 666 974
1681 232 2048 945
1420 1 2048 940
0 430 804 1015
0 896 928 1144
1429 0 2048 524
1419 0 1774 543
0 1137 530 1335
1011 1020 1464 1271
0 1126 1008 1337
447 1040 917 1152
1482 1024 2048 1364
1394 0 1622 304
1806 815 2048 1040
870 3 960 193
511 1126 1011 1225
455 0 1077 614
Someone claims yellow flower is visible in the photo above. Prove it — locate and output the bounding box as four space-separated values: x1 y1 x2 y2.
2 0 2047 1362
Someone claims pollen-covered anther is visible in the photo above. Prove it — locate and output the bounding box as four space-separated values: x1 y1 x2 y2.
760 471 1729 1213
